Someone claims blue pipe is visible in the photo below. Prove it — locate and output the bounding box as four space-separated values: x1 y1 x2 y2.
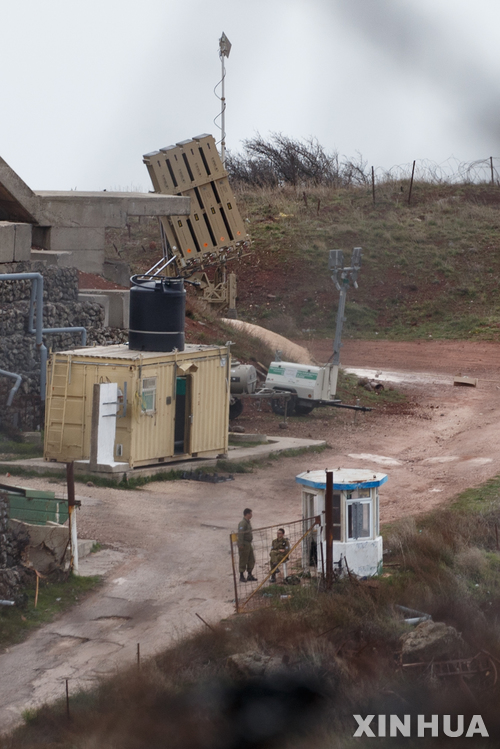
0 369 22 406
0 272 88 405
28 282 87 346
0 273 86 403
0 273 48 401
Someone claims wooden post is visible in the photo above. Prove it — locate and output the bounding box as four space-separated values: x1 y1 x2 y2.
34 573 39 608
491 156 495 186
408 160 416 205
325 470 334 589
371 166 375 204
229 533 240 613
66 679 70 719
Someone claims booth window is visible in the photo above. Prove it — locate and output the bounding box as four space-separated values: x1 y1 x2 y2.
347 500 371 540
141 377 157 413
332 492 341 541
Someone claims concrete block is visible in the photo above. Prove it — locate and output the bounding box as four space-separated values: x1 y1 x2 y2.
74 459 130 474
78 292 110 326
70 249 105 274
108 290 129 329
78 289 129 328
13 222 32 261
8 518 68 574
23 432 42 445
31 247 104 274
30 249 74 267
453 376 478 387
48 226 105 251
0 222 15 262
35 192 190 228
103 259 131 288
77 538 96 558
0 221 31 262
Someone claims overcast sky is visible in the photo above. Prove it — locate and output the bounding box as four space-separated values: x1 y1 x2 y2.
3 0 500 191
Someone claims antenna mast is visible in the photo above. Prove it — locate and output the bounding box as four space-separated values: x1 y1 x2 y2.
218 32 231 168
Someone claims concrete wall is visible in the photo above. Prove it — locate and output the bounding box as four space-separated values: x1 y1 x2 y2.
0 156 191 276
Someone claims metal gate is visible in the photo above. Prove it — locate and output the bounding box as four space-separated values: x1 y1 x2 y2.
230 515 321 613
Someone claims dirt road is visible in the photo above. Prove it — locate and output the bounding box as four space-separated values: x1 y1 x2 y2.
1 339 500 733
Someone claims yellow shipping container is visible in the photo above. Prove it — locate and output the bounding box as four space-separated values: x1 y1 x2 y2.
44 343 230 468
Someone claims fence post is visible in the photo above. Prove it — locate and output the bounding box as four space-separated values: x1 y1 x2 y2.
371 166 375 204
408 160 416 205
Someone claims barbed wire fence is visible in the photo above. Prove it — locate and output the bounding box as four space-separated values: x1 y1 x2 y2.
368 156 500 205
375 156 500 185
227 136 500 192
230 516 321 613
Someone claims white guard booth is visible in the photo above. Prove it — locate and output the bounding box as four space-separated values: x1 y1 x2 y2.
296 468 388 577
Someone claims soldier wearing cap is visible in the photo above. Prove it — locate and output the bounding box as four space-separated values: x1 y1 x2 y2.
269 528 290 583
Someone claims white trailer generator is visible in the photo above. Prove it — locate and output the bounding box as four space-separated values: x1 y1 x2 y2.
265 362 339 415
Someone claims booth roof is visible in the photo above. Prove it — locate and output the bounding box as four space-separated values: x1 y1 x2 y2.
296 468 388 491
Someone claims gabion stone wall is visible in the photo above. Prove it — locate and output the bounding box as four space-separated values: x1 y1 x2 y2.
0 491 30 603
0 261 127 405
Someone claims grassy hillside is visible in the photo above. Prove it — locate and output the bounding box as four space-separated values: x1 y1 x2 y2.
233 181 500 340
106 180 500 341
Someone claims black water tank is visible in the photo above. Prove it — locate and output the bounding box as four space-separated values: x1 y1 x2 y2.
129 276 186 352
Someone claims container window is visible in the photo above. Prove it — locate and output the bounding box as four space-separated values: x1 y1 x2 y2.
347 500 371 540
141 377 157 413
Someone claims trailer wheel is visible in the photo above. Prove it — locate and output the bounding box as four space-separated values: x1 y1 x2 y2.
229 399 244 420
294 403 314 416
271 394 296 416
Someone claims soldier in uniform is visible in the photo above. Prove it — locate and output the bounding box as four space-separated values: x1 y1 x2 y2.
238 508 257 583
269 528 290 583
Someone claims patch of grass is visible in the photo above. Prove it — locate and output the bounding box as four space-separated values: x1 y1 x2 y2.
449 473 500 513
228 438 268 447
0 438 43 460
0 574 102 651
216 443 329 474
336 369 407 408
0 465 67 480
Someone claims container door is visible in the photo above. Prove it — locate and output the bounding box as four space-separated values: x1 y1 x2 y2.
174 376 192 454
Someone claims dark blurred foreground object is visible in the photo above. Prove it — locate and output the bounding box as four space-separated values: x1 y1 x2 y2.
216 673 324 749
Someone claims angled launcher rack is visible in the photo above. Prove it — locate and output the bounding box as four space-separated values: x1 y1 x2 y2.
143 135 250 311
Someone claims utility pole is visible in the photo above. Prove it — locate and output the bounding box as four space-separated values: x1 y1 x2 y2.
329 247 362 366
